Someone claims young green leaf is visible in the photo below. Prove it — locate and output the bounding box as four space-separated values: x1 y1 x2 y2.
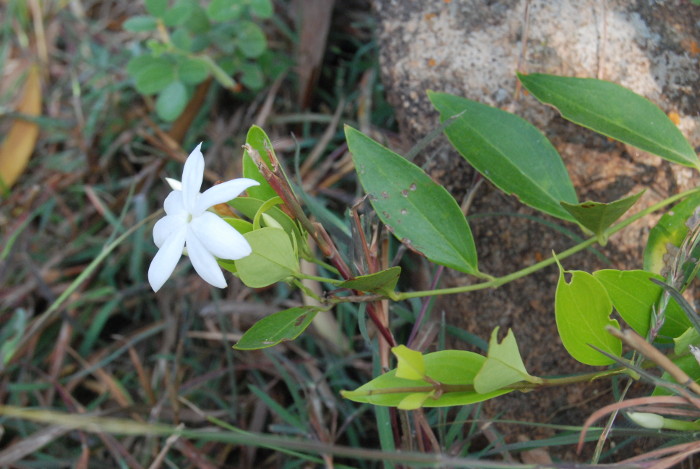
242 126 278 201
474 327 542 394
163 0 194 26
392 345 426 381
156 81 188 121
206 0 244 21
178 57 210 85
560 191 644 243
593 269 691 339
338 267 401 297
233 306 321 350
518 73 699 170
346 126 479 275
341 350 511 408
428 91 578 222
250 0 274 18
234 227 299 288
644 193 700 274
555 265 622 366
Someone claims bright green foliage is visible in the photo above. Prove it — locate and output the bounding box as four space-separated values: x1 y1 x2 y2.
338 267 401 297
644 193 700 274
125 0 276 121
555 266 622 366
518 73 700 170
560 191 644 244
345 126 479 275
341 350 511 408
234 306 322 350
674 328 700 356
232 227 299 288
474 327 542 394
593 269 690 339
428 91 578 222
393 345 426 380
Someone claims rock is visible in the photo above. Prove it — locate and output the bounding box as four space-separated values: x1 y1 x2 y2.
372 0 700 457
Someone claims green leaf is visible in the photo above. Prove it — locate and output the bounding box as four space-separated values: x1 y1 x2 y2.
155 81 188 121
560 191 645 243
392 345 426 380
123 15 158 32
341 350 511 408
145 0 168 17
338 267 401 297
163 0 194 26
593 269 691 339
178 56 209 84
184 4 210 34
133 58 176 95
233 306 321 350
518 73 699 170
555 265 622 365
250 0 273 18
229 197 303 243
234 227 299 288
0 309 27 367
240 62 264 90
428 91 578 222
644 193 700 274
242 126 278 200
346 126 479 275
170 29 193 52
206 0 244 21
126 55 153 78
474 327 542 394
674 327 699 356
237 21 267 58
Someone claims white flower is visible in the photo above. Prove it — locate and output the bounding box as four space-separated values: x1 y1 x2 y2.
148 143 259 292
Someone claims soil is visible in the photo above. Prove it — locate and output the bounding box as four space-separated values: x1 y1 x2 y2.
371 0 700 461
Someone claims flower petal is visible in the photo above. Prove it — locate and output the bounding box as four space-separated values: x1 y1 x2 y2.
193 178 260 215
153 215 187 248
181 143 204 213
163 190 186 216
148 227 186 292
165 177 182 191
186 227 227 288
191 212 252 260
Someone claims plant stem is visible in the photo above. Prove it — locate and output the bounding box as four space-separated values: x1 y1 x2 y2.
394 187 700 301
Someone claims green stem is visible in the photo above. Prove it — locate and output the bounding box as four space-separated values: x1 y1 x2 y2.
394 188 700 301
295 272 344 285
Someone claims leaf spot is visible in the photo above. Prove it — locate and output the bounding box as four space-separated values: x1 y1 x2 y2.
401 189 409 197
382 211 391 219
400 209 408 215
294 314 307 327
409 183 417 191
381 191 390 199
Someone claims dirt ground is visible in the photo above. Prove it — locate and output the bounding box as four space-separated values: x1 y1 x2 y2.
372 0 700 460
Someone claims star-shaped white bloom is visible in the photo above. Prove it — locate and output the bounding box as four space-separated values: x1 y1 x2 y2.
148 143 259 292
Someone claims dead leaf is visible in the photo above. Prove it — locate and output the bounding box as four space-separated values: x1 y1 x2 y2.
0 65 42 190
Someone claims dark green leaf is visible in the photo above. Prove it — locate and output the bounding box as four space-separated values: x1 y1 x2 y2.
346 126 479 275
240 62 264 90
518 73 699 170
429 91 578 221
184 4 210 34
234 306 321 350
155 81 188 121
560 191 644 242
170 29 193 52
338 267 401 296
